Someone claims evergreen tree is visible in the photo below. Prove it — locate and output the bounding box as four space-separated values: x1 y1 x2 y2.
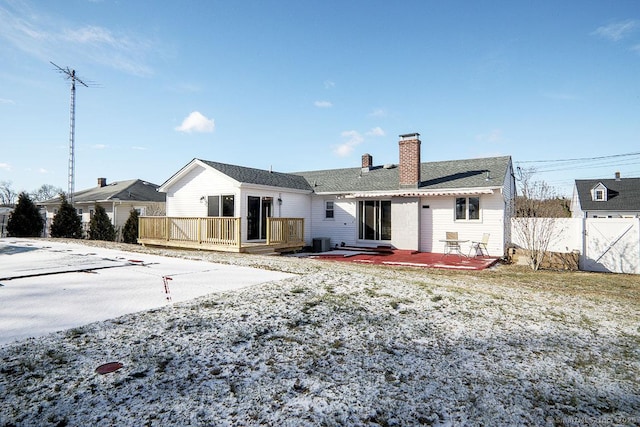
122 208 139 244
7 192 44 237
50 194 83 239
88 204 116 241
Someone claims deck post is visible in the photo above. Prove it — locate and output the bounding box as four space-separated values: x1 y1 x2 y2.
197 218 202 244
165 217 170 241
266 217 271 245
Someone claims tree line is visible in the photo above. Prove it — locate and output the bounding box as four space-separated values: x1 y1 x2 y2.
5 192 139 244
0 181 63 205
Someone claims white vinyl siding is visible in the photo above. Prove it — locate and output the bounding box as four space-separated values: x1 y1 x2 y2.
420 192 505 255
309 196 357 248
165 164 239 217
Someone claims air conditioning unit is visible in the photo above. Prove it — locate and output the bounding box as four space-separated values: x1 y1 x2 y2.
312 237 331 253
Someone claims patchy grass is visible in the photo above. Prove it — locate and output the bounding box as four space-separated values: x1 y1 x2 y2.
2 240 636 426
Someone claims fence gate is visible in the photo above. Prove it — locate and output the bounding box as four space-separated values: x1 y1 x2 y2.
583 218 640 274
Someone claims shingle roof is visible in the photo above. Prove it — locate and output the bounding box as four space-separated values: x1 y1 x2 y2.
575 178 640 211
294 156 512 193
200 160 313 191
41 179 165 204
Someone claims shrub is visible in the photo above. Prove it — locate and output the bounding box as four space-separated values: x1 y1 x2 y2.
50 194 83 239
7 192 43 237
122 209 139 244
88 204 116 241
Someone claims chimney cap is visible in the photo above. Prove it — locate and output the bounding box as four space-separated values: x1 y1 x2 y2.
399 133 420 140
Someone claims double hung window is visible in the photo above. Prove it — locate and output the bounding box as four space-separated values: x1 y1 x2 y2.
455 197 480 221
325 201 334 219
208 195 235 217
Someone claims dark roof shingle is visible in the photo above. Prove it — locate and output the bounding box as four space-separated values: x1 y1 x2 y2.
42 179 165 204
294 156 512 193
575 178 640 211
200 160 313 191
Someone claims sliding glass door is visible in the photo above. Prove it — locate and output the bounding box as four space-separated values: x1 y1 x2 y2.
358 200 391 241
247 196 273 240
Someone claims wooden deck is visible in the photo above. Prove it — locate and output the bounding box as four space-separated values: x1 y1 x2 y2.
138 216 305 254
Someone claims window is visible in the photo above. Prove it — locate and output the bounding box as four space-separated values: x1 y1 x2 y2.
594 189 605 201
325 201 334 219
455 197 480 221
207 195 235 217
358 200 391 240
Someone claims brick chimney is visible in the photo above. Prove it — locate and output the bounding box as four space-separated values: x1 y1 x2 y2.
615 171 621 181
97 178 107 187
398 133 421 188
362 153 373 171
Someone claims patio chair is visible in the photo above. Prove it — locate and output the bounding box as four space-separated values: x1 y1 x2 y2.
444 231 460 255
469 233 490 257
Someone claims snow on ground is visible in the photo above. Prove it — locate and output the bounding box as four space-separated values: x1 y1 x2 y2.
0 239 294 345
1 239 639 426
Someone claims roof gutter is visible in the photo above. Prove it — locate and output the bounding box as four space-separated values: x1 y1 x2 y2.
321 188 497 199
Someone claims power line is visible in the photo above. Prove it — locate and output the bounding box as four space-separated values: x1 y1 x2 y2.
516 151 640 164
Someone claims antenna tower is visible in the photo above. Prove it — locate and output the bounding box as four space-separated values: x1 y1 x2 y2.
51 62 90 205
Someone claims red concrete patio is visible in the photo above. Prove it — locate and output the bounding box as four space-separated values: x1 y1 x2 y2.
312 249 500 271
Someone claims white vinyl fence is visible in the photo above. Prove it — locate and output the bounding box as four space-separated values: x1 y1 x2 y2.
511 217 640 274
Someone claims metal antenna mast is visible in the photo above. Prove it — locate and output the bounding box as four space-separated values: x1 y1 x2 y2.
51 62 90 205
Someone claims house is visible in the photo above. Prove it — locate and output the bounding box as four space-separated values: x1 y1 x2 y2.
0 206 13 237
41 178 166 239
148 133 515 256
571 172 640 218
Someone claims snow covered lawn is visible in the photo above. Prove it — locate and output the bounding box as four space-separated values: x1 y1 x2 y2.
1 240 639 426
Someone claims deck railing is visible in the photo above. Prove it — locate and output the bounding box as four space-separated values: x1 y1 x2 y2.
267 217 304 245
138 216 304 249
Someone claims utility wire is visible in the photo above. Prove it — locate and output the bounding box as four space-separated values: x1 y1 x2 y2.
516 151 640 164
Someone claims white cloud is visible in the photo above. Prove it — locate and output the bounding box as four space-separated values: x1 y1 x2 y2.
0 3 157 76
0 98 15 104
175 111 215 133
0 163 11 171
366 127 385 137
131 146 146 150
593 20 639 41
368 108 387 118
38 168 48 174
323 80 335 89
314 100 332 108
92 144 107 149
476 129 504 143
333 130 364 157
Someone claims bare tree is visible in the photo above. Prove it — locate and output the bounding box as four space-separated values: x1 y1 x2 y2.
145 202 166 216
0 181 18 205
30 184 65 202
512 168 567 271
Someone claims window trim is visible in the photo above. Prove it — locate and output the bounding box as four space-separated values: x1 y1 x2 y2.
325 200 335 220
207 194 235 217
357 199 392 241
455 196 481 221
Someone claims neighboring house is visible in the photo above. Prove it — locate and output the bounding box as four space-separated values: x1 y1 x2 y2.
41 178 166 238
571 173 640 218
0 206 13 237
157 133 516 256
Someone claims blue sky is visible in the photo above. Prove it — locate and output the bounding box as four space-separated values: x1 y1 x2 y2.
1 0 639 198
